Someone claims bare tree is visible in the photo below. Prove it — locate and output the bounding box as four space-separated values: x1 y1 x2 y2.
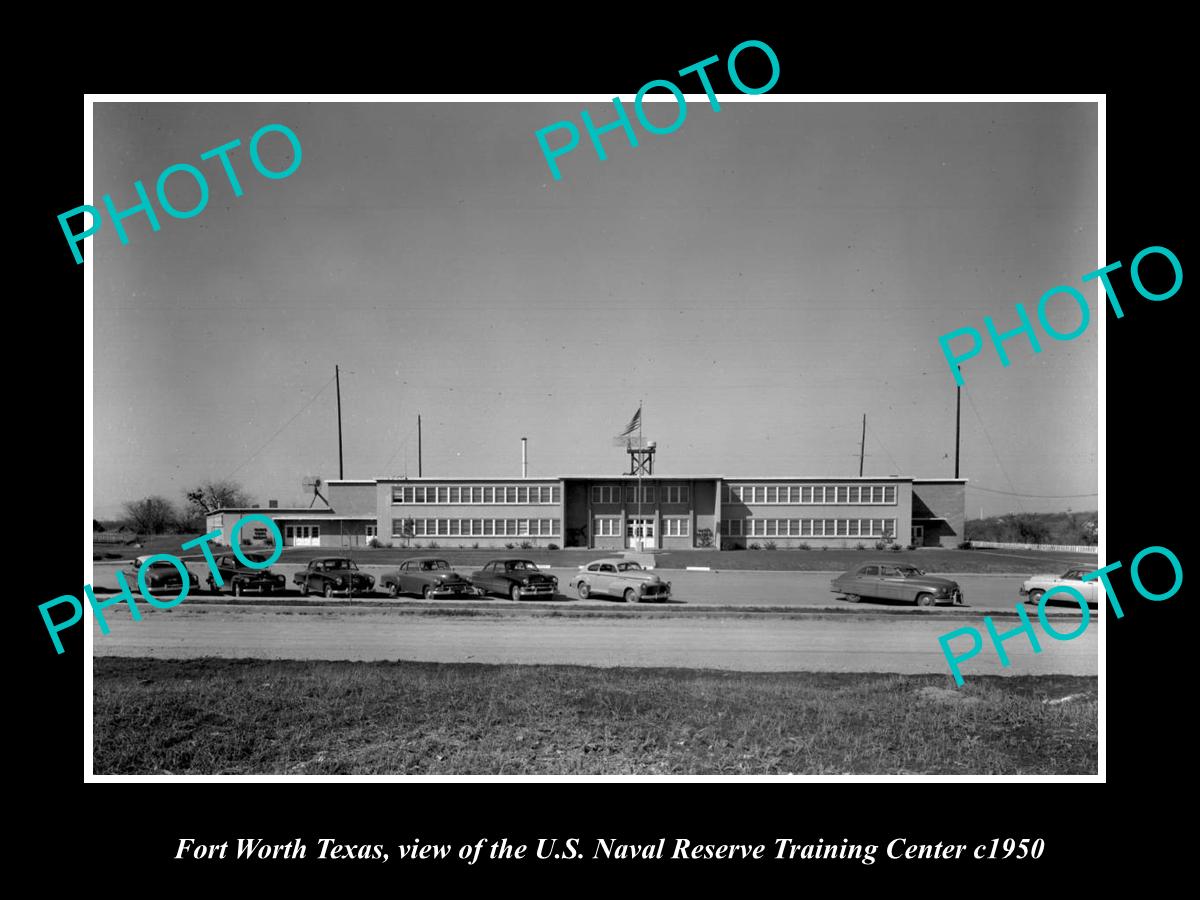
185 480 252 520
123 496 176 535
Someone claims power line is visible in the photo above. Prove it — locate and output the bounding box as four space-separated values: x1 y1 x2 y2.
962 387 1027 514
223 375 337 481
968 484 1097 499
865 421 902 473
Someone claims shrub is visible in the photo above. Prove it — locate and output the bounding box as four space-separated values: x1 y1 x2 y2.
957 541 973 550
855 542 866 551
904 544 916 551
696 527 714 549
547 543 559 551
519 540 533 549
472 542 480 550
820 546 828 551
749 543 762 550
874 540 889 551
763 541 777 550
797 543 811 551
427 541 439 549
413 542 423 549
890 543 903 552
505 542 516 550
368 536 383 549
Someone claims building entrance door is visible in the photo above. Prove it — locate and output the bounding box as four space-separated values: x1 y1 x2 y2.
911 525 924 546
627 517 656 550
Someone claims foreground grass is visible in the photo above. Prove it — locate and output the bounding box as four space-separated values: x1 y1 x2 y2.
94 659 1096 775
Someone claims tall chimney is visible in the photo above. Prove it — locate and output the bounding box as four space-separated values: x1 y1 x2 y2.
522 437 528 479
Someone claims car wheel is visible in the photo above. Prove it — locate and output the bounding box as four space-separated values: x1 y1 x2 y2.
511 584 522 602
1027 589 1044 606
578 581 591 599
423 585 433 600
299 581 309 597
388 583 399 599
916 593 935 607
624 588 638 604
325 584 335 599
233 581 243 597
844 594 861 603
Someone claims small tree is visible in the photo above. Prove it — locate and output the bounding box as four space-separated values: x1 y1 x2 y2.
123 496 176 535
185 479 252 521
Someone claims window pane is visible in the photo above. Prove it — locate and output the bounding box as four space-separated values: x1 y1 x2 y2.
837 519 848 536
801 519 812 536
848 520 859 536
801 486 813 503
884 486 896 504
505 487 516 503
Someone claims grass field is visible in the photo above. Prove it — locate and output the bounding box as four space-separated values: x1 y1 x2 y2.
93 658 1097 775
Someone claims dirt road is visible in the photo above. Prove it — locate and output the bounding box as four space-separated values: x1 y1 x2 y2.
91 603 1097 676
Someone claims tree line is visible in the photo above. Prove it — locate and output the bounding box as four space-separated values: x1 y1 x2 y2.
965 511 1097 546
98 481 252 535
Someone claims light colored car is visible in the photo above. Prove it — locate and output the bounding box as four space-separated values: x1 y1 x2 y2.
830 562 963 606
569 558 672 603
379 557 484 599
1020 566 1098 606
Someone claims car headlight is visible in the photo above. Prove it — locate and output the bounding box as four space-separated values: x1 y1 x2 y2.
367 576 375 586
335 577 346 586
522 577 530 585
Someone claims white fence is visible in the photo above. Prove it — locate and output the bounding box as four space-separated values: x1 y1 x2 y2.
970 541 1098 554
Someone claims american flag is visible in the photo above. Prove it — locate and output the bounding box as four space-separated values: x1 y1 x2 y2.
618 406 642 437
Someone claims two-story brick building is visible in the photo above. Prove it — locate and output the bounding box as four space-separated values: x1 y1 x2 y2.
208 474 966 551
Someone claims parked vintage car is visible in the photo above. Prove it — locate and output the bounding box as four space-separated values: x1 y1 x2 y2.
469 559 557 600
568 558 672 602
125 555 199 593
293 557 375 597
1020 566 1099 606
205 552 287 596
831 562 963 606
379 557 484 599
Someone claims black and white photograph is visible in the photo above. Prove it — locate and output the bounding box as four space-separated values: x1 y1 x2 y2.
76 92 1106 779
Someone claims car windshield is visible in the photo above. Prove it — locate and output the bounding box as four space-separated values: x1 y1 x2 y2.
421 561 450 570
507 561 537 571
325 560 358 571
1063 569 1084 579
617 562 643 571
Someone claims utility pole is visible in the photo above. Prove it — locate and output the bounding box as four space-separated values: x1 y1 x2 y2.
417 414 423 477
335 365 344 480
859 414 866 477
954 378 962 479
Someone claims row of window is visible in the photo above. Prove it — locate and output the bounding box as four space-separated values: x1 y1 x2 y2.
392 484 561 505
392 518 561 538
722 518 898 537
724 484 898 505
590 485 690 504
591 516 691 537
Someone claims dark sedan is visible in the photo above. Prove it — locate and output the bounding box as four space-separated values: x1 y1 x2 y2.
125 555 199 594
469 559 558 601
831 563 963 606
205 552 287 596
379 557 484 599
294 557 375 597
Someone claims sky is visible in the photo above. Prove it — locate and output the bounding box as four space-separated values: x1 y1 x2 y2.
91 100 1098 520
